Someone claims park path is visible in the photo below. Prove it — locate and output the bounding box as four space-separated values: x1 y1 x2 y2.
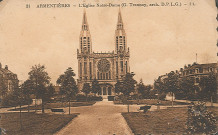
55 100 134 135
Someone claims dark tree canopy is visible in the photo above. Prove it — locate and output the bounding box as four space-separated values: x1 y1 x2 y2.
82 83 91 96
91 78 101 94
57 67 78 99
122 73 137 96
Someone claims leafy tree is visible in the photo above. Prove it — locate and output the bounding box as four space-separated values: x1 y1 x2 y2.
115 80 123 95
154 76 167 100
186 102 216 134
57 67 78 115
199 72 217 105
20 79 34 112
122 73 137 96
91 78 101 96
82 83 91 101
164 71 180 107
179 77 198 100
122 73 137 112
28 64 51 113
144 85 152 99
137 79 146 99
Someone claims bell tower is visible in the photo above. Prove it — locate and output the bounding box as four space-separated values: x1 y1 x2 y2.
115 9 130 79
115 9 127 54
79 9 92 53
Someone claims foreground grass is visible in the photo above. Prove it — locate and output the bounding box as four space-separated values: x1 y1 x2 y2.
0 112 77 135
114 99 189 106
9 101 96 111
122 107 218 135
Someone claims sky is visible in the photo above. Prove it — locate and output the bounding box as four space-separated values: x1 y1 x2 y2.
0 0 217 85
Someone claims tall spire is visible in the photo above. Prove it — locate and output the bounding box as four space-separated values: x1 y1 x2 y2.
117 8 124 30
82 9 89 31
80 9 92 53
115 8 127 53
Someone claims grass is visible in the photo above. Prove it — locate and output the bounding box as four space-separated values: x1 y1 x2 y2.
114 99 190 106
0 112 77 135
9 101 96 111
122 107 218 135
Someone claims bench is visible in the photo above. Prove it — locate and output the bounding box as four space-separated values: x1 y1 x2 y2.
51 109 65 113
139 106 151 113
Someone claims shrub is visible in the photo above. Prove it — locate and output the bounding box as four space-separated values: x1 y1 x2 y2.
186 101 216 134
76 94 102 102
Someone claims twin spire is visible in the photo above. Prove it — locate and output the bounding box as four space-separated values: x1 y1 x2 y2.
81 9 124 31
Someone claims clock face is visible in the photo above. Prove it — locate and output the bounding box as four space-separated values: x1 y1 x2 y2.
97 59 110 72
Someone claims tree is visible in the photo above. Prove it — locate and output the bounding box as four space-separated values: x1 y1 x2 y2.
115 80 123 95
57 67 78 114
179 77 198 100
154 76 167 100
82 83 91 101
20 79 34 112
122 73 137 96
164 71 179 107
199 72 217 106
122 73 137 112
137 79 146 99
28 64 51 113
186 102 216 134
91 78 101 96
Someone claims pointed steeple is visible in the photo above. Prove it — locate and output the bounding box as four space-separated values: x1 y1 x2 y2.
80 9 92 53
115 8 126 53
82 9 89 31
117 8 124 30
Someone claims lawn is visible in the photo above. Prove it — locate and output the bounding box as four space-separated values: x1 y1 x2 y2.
114 99 189 106
122 107 218 135
9 101 96 111
0 112 77 135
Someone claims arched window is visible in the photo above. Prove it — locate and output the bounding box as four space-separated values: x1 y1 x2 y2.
109 71 111 79
100 73 102 80
106 73 108 80
103 73 105 80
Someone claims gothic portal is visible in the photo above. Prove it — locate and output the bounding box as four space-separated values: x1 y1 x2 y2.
77 9 130 98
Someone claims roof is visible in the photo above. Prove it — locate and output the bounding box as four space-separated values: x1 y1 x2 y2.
184 63 217 70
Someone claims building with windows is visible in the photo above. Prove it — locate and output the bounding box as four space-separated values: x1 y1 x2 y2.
0 63 19 98
180 63 217 85
77 10 130 98
155 62 217 91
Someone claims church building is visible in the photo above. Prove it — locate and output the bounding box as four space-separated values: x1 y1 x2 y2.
77 9 130 98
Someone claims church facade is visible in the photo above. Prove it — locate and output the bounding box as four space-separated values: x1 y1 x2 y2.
77 10 130 98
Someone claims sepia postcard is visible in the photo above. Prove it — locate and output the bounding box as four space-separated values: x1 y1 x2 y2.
0 0 217 134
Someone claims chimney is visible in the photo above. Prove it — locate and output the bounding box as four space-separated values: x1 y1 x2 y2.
5 65 8 70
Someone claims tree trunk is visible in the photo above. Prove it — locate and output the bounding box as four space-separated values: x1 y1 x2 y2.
19 104 22 131
127 102 129 113
35 97 37 112
86 94 88 102
69 99 71 115
28 103 29 113
211 96 213 106
171 92 174 107
42 98 44 113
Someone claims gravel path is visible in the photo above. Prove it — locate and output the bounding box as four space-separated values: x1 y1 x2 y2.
55 100 133 135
